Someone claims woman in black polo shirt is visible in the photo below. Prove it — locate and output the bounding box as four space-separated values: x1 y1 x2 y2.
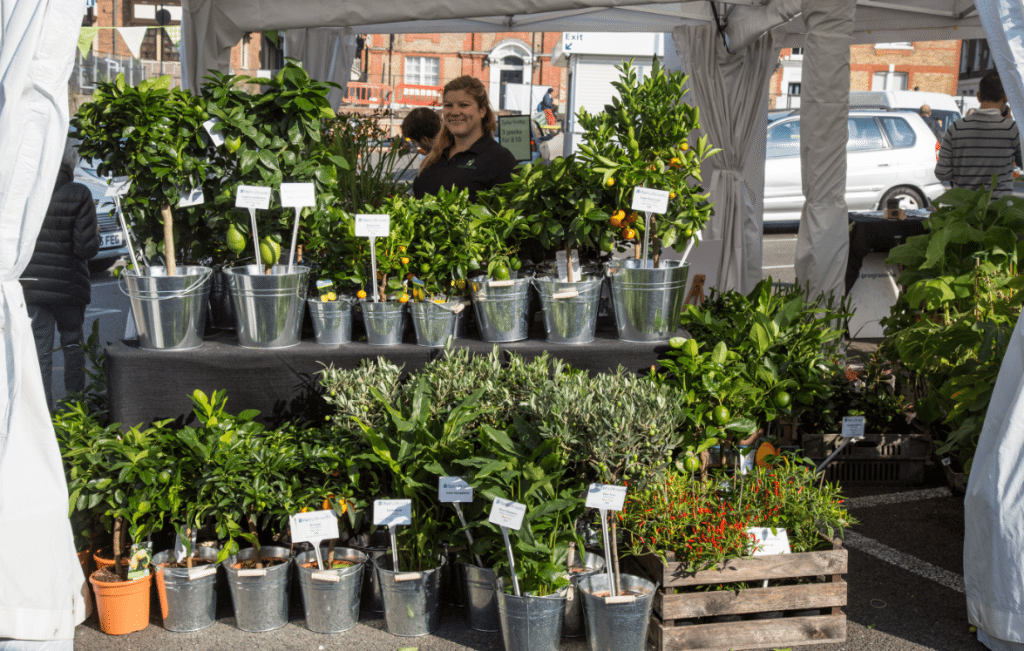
413 76 517 200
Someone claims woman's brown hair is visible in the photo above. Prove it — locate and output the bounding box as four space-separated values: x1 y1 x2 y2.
420 75 496 173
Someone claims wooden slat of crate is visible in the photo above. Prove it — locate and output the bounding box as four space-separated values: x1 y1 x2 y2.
631 548 848 588
656 580 846 619
653 614 847 651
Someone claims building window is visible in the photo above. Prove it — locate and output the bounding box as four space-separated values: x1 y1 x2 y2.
875 42 913 50
872 71 908 91
260 34 283 70
789 47 803 57
405 56 440 86
788 82 801 96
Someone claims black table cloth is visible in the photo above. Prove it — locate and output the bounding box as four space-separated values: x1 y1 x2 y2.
845 210 929 293
106 316 666 430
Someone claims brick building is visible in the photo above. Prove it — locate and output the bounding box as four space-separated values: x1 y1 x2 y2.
361 32 568 113
770 40 962 109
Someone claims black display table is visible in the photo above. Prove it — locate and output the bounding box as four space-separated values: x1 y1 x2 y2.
106 318 666 430
845 210 929 293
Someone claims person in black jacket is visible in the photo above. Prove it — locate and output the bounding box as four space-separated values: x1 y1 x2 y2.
20 138 99 410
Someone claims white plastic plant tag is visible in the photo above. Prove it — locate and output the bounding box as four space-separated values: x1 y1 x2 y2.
289 509 340 546
373 499 412 526
586 484 628 511
178 187 205 207
489 498 527 531
395 572 423 582
748 527 791 555
941 457 952 466
188 566 217 580
236 185 272 210
439 477 473 503
202 117 226 147
841 415 866 439
631 186 670 214
312 571 340 582
280 182 316 208
238 568 267 577
355 214 390 238
105 176 132 197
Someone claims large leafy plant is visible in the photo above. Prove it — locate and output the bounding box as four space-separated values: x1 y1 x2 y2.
73 74 213 272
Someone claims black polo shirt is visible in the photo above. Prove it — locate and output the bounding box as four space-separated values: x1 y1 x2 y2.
412 136 517 200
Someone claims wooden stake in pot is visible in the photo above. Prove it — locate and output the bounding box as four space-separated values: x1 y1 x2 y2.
161 204 176 277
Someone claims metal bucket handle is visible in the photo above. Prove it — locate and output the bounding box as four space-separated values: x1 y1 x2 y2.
118 270 211 301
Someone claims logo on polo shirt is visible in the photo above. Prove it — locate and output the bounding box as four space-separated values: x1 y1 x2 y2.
457 159 477 170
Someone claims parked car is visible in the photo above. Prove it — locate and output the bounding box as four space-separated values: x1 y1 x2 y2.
849 90 962 132
763 109 946 223
75 162 128 272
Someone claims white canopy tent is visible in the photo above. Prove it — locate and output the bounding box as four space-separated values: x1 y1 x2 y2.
3 1 1024 648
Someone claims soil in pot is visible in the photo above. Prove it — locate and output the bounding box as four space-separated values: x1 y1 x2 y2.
91 567 127 583
301 559 357 569
158 557 215 569
234 557 289 570
589 587 651 598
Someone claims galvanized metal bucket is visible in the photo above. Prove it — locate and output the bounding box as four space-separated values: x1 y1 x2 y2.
294 548 367 633
579 573 657 651
562 552 607 637
358 546 389 612
307 296 356 345
470 277 532 343
533 276 603 345
121 266 212 350
225 265 309 348
224 546 292 632
375 557 442 636
606 259 689 342
495 577 567 651
461 563 500 632
152 547 220 632
409 300 459 347
361 301 407 346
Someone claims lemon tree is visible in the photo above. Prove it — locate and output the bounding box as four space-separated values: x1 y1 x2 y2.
576 58 718 258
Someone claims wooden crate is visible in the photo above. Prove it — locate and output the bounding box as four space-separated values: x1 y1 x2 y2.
624 539 847 651
802 432 930 484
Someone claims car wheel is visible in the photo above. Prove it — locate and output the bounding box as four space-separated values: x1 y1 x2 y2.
88 257 117 274
879 186 926 211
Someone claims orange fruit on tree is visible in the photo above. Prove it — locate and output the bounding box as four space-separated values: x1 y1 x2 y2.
670 191 677 199
609 215 623 227
357 290 367 299
681 142 689 151
398 293 410 303
401 257 410 265
606 177 615 187
623 228 636 240
627 212 638 224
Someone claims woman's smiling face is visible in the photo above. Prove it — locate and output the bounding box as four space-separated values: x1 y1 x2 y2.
443 89 486 141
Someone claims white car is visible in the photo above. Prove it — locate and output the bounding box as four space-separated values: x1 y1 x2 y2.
763 109 946 223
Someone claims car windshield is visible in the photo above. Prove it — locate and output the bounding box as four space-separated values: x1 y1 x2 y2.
766 119 800 158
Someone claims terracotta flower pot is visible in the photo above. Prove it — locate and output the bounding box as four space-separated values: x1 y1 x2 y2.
78 549 95 579
89 570 152 635
93 549 129 572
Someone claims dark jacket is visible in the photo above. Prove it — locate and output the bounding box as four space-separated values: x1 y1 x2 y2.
20 170 100 305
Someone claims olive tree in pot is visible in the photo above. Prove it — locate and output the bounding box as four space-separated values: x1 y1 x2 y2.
576 59 718 342
73 74 215 350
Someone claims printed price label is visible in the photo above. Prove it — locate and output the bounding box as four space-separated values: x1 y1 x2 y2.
439 476 473 503
289 509 340 544
488 498 527 531
280 182 316 208
585 483 627 511
355 214 390 238
178 187 205 207
105 176 132 197
631 187 670 214
202 117 226 147
236 185 272 210
373 499 412 526
841 415 866 439
748 527 791 555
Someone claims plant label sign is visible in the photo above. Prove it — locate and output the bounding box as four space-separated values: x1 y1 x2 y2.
374 499 412 526
489 498 527 531
105 176 132 197
631 187 670 214
289 509 340 545
355 214 390 238
236 185 272 210
178 187 205 207
202 117 226 147
841 415 866 439
439 476 473 503
280 182 316 208
747 527 791 556
585 483 627 511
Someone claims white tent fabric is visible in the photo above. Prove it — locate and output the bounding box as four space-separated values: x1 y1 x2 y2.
674 24 780 294
0 0 91 639
967 6 1024 650
284 28 358 109
793 0 855 302
964 304 1024 650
